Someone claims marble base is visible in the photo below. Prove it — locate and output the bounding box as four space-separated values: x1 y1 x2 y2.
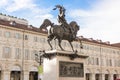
43 50 88 80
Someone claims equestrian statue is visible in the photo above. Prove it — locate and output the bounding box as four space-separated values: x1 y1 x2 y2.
40 5 82 52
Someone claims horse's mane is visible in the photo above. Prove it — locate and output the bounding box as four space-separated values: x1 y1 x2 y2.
69 21 79 30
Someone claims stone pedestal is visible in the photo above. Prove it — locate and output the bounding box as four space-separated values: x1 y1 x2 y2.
43 50 88 80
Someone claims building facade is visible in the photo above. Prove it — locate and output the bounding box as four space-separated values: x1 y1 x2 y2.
0 13 120 80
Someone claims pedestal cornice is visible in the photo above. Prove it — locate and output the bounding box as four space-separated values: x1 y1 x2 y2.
42 49 89 60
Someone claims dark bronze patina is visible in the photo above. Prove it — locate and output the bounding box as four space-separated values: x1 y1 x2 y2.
59 61 84 77
40 5 82 52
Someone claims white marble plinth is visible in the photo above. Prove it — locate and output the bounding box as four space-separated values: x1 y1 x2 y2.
43 50 88 80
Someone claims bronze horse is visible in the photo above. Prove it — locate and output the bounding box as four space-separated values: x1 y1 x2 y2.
40 19 80 51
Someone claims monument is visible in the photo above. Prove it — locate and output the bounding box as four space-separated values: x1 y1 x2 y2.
38 5 88 80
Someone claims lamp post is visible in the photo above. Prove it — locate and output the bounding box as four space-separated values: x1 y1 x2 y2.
35 51 44 80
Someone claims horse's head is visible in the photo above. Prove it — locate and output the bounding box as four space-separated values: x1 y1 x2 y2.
69 21 80 36
69 21 80 40
39 19 52 30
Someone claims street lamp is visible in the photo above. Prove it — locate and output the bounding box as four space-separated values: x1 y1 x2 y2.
35 50 44 80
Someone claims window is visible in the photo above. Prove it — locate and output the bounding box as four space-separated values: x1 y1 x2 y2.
118 60 120 67
117 51 120 54
106 58 112 66
15 48 21 59
91 57 94 65
87 57 94 65
101 58 104 66
109 59 112 66
5 31 11 38
39 38 45 42
24 49 29 60
3 47 11 58
87 57 91 65
34 36 38 42
24 35 28 40
106 59 108 66
0 30 2 36
32 50 38 60
96 58 99 65
95 58 99 65
75 44 79 48
15 33 21 39
114 59 117 67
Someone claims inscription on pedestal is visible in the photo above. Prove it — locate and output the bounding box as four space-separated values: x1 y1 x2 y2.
59 61 84 77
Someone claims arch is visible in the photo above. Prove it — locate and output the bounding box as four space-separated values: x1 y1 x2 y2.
86 68 91 73
95 69 100 74
10 64 21 71
29 65 38 72
113 70 118 74
105 70 110 74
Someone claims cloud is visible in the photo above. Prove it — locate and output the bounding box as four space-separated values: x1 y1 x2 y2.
0 0 8 7
0 0 32 11
0 0 55 27
5 0 35 12
28 13 57 27
69 0 120 43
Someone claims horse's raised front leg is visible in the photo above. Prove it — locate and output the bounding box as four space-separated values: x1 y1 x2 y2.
47 35 54 50
58 39 64 51
69 41 74 52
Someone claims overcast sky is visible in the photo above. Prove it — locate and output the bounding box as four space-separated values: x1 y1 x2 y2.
0 0 120 43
